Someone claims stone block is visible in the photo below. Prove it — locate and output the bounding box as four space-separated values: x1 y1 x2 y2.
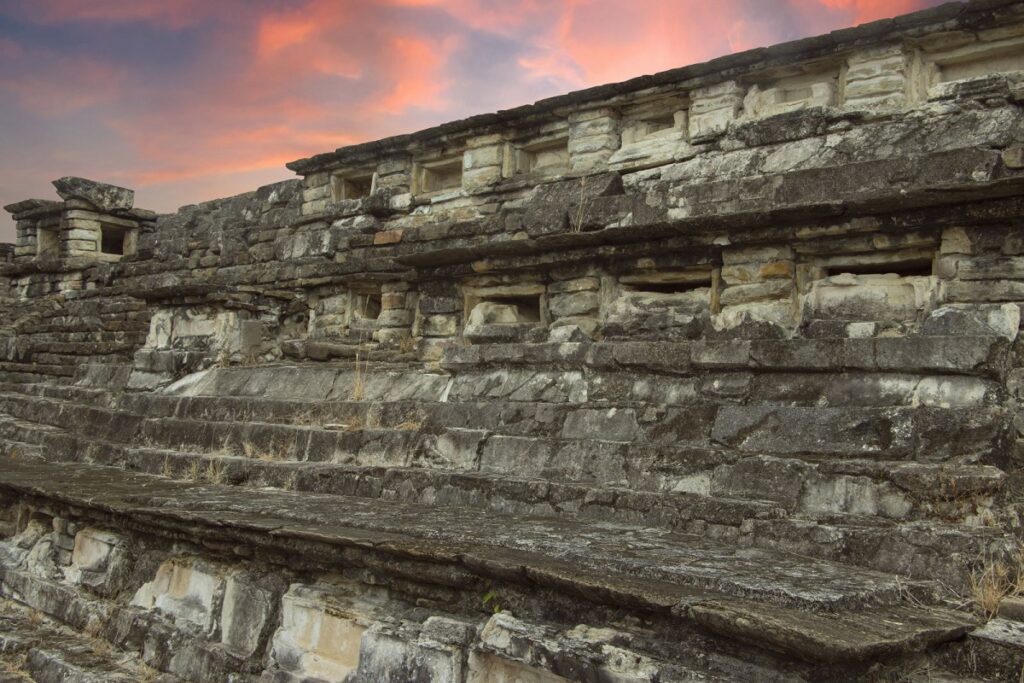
562 408 639 442
921 304 1020 341
132 558 226 633
422 314 459 337
220 574 276 658
52 176 134 211
270 583 372 681
548 291 599 318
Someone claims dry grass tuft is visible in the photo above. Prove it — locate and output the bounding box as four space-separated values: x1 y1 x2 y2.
570 175 590 233
242 440 288 462
203 460 225 485
184 461 201 482
160 457 173 478
968 546 1024 619
395 419 423 431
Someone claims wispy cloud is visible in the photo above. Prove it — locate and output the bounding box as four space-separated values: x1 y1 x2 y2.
0 0 950 242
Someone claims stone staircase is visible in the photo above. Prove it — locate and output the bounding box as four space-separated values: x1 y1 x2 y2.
0 334 1019 679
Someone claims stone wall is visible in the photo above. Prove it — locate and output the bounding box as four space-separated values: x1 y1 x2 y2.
1 2 1024 682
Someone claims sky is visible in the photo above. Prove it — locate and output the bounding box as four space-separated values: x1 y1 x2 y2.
0 0 953 243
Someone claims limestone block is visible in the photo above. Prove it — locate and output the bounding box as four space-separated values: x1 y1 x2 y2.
689 81 744 140
467 302 523 327
65 239 97 252
713 300 795 332
549 291 599 318
145 310 174 349
132 558 225 633
220 574 276 658
719 280 793 306
1003 145 1024 169
463 165 503 191
302 184 331 202
562 408 639 442
548 317 598 342
429 428 487 469
804 274 933 321
548 277 599 294
67 528 121 573
921 304 1020 340
744 80 836 118
351 621 466 683
844 46 908 109
302 198 331 216
269 584 371 681
464 144 502 169
421 314 459 338
468 653 569 683
52 176 134 211
940 227 972 255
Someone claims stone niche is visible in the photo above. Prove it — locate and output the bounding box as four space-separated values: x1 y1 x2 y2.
36 225 60 258
144 306 267 363
463 283 548 344
743 63 841 118
619 98 688 146
610 96 690 170
309 283 387 341
331 168 376 202
603 266 719 339
923 33 1024 87
800 249 938 335
413 154 465 197
505 127 571 178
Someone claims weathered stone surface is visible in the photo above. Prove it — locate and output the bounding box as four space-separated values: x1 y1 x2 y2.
51 177 134 211
2 4 1024 681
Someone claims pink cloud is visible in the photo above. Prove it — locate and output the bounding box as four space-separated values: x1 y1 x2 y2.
0 0 950 243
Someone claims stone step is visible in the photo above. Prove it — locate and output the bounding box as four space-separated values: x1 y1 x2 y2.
440 337 1011 379
0 426 1004 584
5 388 1009 469
0 382 112 407
0 393 1006 524
0 458 979 667
0 597 176 683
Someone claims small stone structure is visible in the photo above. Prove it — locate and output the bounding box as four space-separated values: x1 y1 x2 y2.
2 2 1024 680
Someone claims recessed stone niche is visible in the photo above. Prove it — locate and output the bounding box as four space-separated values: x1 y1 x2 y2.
802 251 937 329
744 64 840 118
414 156 464 195
463 284 547 343
928 35 1024 83
349 284 383 334
100 223 137 257
331 170 375 201
603 267 718 339
36 226 59 259
619 98 688 146
507 135 570 177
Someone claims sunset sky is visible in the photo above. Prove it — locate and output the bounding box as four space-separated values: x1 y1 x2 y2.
0 0 952 243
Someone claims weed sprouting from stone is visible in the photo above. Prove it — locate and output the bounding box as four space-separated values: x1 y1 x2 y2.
570 175 589 233
967 546 1024 619
481 582 504 614
204 460 225 485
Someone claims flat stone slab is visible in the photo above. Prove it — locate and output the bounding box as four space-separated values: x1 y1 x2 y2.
51 177 134 212
0 458 975 664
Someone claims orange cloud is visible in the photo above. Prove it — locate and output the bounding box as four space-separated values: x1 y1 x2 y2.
374 35 461 114
258 15 316 57
809 0 936 23
0 0 950 241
